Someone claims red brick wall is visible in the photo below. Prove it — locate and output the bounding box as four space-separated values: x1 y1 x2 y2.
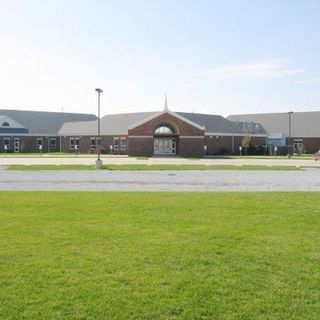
205 135 233 155
0 136 60 153
128 138 153 157
128 112 205 157
179 138 205 157
60 135 128 154
286 137 320 154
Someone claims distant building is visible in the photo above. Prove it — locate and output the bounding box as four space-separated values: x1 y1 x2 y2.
3 107 319 156
58 109 266 157
228 112 320 154
0 110 96 153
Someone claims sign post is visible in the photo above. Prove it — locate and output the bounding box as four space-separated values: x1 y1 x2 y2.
110 145 113 157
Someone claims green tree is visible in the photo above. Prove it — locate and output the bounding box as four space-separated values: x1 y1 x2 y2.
241 129 251 155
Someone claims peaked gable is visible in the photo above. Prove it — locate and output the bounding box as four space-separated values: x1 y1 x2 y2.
128 111 205 131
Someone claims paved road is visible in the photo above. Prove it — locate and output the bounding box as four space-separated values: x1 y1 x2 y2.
0 155 319 167
0 167 319 191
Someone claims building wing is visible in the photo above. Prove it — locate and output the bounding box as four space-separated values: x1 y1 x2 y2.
228 112 320 137
0 109 97 135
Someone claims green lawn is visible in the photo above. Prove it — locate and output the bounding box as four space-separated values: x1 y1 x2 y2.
7 164 301 171
0 192 319 319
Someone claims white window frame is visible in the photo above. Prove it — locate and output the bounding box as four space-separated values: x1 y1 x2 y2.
50 138 56 150
70 137 80 151
36 138 43 150
91 137 96 150
120 137 126 150
3 137 10 151
70 137 75 150
113 137 120 150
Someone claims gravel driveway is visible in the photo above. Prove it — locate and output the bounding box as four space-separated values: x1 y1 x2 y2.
0 168 319 191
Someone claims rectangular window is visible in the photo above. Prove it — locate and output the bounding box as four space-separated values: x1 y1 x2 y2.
70 137 80 151
91 137 96 150
37 138 43 151
70 137 75 150
3 138 10 151
14 138 20 153
113 137 120 150
120 137 126 150
50 138 56 150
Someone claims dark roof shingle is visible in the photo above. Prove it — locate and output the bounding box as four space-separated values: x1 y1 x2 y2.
0 109 97 135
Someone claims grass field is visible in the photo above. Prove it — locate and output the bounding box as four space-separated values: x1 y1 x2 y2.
7 164 301 171
0 192 319 319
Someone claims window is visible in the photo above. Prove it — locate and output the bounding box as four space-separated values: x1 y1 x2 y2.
70 137 80 151
113 137 120 150
120 137 126 150
2 122 9 127
37 138 43 150
91 137 96 150
3 138 10 151
154 125 174 135
14 138 19 153
70 138 75 150
112 137 126 151
50 138 56 150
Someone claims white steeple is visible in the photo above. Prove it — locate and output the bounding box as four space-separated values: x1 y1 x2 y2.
164 94 169 111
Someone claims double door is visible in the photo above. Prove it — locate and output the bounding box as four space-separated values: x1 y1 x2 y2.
154 138 176 155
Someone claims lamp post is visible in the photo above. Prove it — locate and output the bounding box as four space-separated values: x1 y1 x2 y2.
287 111 293 157
95 88 103 168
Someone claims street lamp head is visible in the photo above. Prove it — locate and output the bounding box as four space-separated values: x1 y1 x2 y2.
95 88 103 93
288 111 293 114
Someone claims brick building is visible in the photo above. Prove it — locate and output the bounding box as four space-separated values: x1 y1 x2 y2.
3 108 319 157
0 110 96 153
59 109 267 157
229 111 320 154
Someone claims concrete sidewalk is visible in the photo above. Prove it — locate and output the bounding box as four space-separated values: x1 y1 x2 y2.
0 155 319 167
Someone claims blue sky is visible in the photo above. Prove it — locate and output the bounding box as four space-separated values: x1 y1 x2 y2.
0 0 320 116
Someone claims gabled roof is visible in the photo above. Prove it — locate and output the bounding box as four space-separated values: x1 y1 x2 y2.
228 111 320 137
0 109 97 135
59 110 247 136
177 112 243 134
0 115 28 134
59 112 156 135
0 115 26 129
128 111 205 131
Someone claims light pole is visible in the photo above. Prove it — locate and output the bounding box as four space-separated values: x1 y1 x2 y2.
95 88 103 168
287 111 293 157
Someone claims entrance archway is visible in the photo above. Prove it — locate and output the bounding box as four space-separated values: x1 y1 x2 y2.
153 125 177 155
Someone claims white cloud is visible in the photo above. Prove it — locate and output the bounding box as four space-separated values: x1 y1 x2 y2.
198 59 303 78
296 77 320 84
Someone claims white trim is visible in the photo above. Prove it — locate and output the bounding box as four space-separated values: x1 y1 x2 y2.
205 132 267 137
180 136 204 139
129 136 153 139
128 110 205 131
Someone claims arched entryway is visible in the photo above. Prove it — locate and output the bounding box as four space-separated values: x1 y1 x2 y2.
153 124 178 155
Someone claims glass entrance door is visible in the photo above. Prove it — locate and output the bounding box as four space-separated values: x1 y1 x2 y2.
154 138 176 155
